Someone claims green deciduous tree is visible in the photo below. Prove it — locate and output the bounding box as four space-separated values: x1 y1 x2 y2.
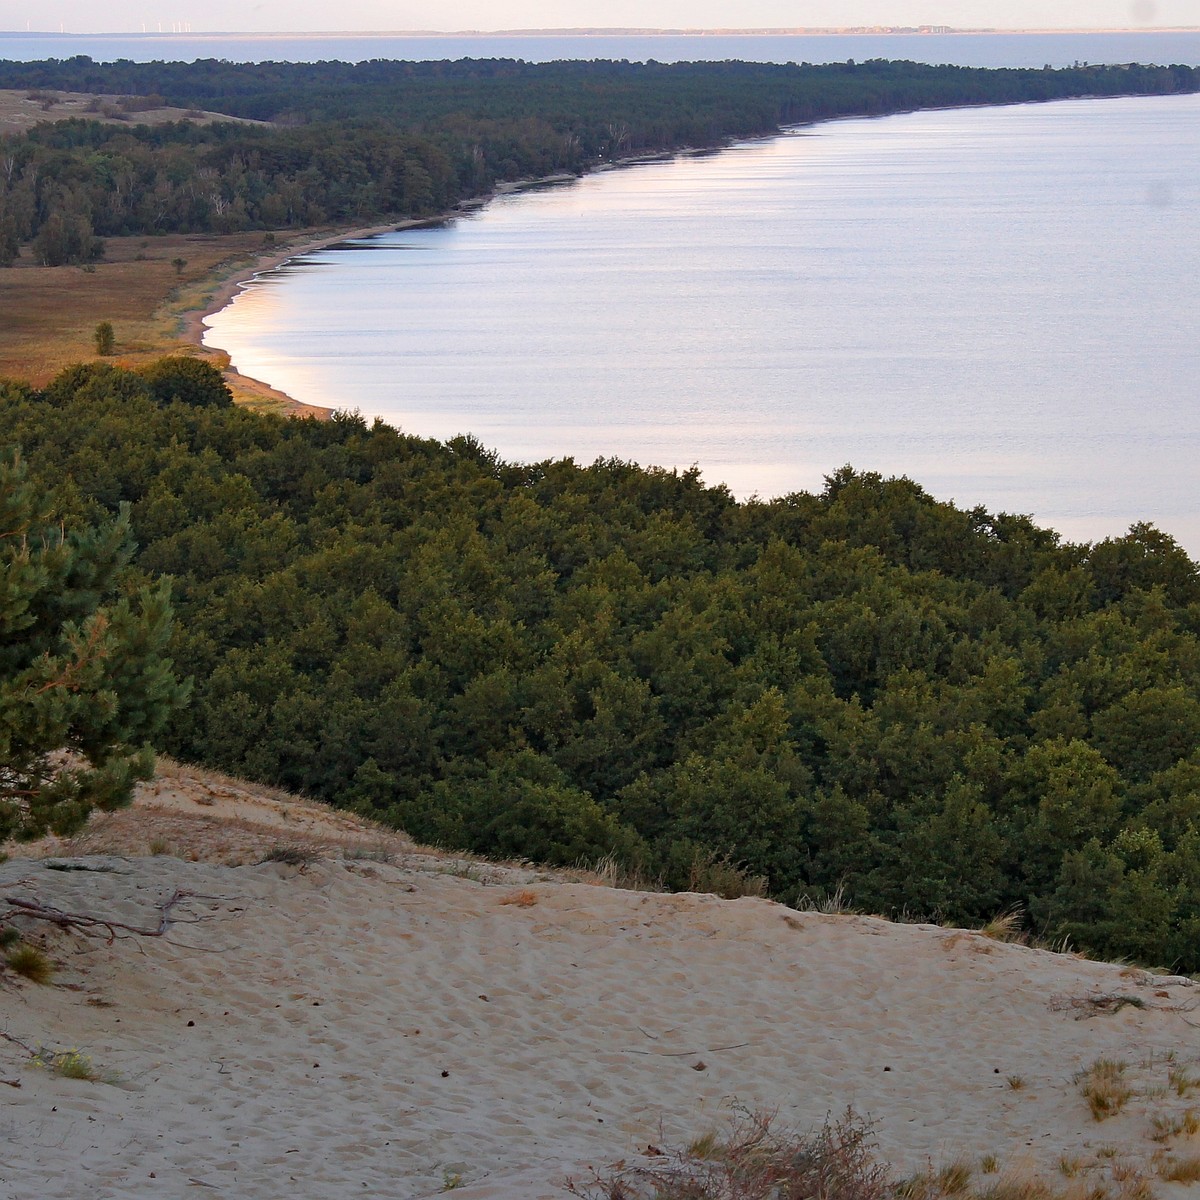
0 455 188 841
138 356 232 408
93 321 115 356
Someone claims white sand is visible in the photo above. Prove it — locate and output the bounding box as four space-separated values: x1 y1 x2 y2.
2 775 1198 1199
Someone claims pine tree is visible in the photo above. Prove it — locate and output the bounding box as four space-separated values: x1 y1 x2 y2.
0 455 188 842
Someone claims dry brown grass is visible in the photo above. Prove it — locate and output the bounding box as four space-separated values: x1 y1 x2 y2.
1078 1059 1133 1122
566 852 663 893
936 1162 975 1194
1149 1108 1199 1142
0 226 346 418
1155 1154 1200 1183
1168 1066 1198 1097
980 907 1027 943
0 88 266 135
568 1109 894 1200
0 231 268 383
569 1109 1134 1200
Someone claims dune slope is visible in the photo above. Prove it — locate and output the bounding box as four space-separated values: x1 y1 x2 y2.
1 772 1198 1200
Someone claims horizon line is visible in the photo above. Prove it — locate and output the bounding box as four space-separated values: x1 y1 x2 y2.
7 26 1200 38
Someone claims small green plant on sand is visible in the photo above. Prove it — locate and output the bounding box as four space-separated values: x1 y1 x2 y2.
33 1047 98 1081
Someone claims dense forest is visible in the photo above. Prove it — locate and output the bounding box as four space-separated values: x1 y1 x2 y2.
3 360 1199 969
1 57 1198 262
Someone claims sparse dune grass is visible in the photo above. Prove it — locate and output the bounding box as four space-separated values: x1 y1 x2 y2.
1168 1067 1199 1097
1078 1059 1134 1122
4 760 1200 1197
980 908 1027 943
1149 1108 1199 1141
1155 1153 1200 1183
5 941 53 984
572 1109 1136 1200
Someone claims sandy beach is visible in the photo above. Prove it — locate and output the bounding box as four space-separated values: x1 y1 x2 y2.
3 765 1199 1200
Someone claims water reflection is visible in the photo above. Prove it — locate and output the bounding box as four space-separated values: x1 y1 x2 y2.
206 94 1200 555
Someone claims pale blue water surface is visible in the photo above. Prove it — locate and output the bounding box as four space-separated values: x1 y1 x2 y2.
3 30 1200 66
205 94 1200 553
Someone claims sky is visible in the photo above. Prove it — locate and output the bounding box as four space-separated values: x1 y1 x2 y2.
1 0 1196 35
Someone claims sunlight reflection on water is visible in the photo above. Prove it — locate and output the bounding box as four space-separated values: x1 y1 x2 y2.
206 94 1200 554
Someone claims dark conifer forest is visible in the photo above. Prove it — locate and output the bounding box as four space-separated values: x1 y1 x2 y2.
1 57 1197 261
3 361 1199 969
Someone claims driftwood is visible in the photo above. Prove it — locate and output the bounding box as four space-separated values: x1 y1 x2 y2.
2 889 194 943
0 1030 36 1056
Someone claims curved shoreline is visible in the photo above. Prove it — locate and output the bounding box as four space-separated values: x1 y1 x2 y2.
186 88 1196 421
180 219 436 419
184 180 579 418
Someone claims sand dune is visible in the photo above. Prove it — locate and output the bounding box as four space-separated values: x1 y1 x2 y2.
2 770 1198 1199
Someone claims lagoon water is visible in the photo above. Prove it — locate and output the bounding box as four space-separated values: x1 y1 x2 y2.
205 93 1200 554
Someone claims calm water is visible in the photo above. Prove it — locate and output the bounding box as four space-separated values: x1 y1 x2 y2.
206 94 1200 553
3 30 1200 67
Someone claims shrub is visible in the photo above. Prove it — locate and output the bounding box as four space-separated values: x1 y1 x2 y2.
686 850 768 900
93 321 115 356
567 1109 893 1200
138 356 233 408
